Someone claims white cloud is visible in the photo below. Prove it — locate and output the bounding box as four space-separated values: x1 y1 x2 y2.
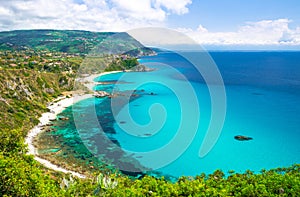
1 1 299 47
154 0 192 15
196 25 208 33
180 19 300 46
0 0 191 32
111 0 166 22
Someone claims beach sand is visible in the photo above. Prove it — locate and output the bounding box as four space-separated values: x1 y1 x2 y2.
76 71 122 91
25 71 121 178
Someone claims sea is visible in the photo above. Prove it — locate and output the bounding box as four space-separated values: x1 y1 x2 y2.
47 50 300 178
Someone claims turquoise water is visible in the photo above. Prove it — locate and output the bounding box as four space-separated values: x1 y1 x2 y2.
60 51 300 178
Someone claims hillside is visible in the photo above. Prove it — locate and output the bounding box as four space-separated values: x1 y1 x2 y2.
0 30 153 56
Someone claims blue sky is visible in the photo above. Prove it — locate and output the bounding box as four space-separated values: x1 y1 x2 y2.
0 0 299 49
168 0 300 31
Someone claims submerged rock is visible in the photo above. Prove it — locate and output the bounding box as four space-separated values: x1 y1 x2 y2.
234 135 253 141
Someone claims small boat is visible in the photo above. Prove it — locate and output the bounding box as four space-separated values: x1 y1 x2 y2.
234 135 253 141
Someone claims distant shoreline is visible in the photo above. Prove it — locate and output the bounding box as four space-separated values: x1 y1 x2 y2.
25 71 120 178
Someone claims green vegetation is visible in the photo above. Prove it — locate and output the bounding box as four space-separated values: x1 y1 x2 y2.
78 55 113 74
104 56 139 72
0 68 72 133
0 30 299 196
0 30 112 54
0 30 154 56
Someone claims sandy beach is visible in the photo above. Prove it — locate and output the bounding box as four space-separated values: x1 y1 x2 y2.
76 71 122 91
25 71 121 178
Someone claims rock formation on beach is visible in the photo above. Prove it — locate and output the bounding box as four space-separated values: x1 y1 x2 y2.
93 91 110 98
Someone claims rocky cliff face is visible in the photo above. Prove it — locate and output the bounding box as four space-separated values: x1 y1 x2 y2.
0 69 74 134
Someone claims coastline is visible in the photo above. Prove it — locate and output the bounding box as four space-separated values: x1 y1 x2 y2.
25 71 120 178
77 71 122 91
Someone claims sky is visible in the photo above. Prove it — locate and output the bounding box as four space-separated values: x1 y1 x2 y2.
1 0 300 49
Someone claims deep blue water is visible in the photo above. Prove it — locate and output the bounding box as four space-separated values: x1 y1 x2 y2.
62 51 300 178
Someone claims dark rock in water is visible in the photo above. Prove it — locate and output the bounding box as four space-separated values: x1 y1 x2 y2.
234 135 253 141
252 92 264 96
130 64 155 72
93 90 110 98
110 139 120 147
120 169 146 178
58 116 69 120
